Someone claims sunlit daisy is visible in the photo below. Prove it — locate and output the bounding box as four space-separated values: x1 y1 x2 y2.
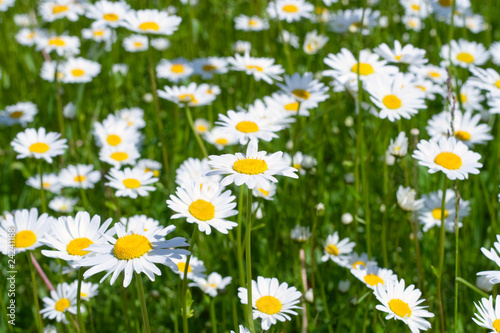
123 9 182 36
193 118 210 135
441 39 489 68
321 231 356 266
99 144 140 168
150 37 170 50
85 0 130 27
189 272 232 297
238 276 302 330
11 127 67 163
204 127 238 150
418 189 469 232
328 8 380 35
106 167 158 199
170 254 206 280
115 108 146 129
216 110 281 144
39 0 83 22
303 30 328 55
346 252 376 270
477 235 500 284
283 151 317 175
40 282 80 324
248 99 295 130
374 40 427 65
252 182 277 200
158 82 216 107
175 157 221 189
387 131 409 158
234 15 269 31
264 92 311 117
49 197 78 213
397 186 424 212
59 164 101 189
27 173 62 194
82 25 114 44
70 280 99 301
351 263 398 290
469 67 500 96
472 295 500 332
401 0 431 18
0 102 38 127
15 28 44 46
432 0 470 19
122 34 148 52
234 40 252 53
277 72 329 109
0 0 15 12
409 64 447 84
40 61 64 82
121 215 159 233
227 52 284 84
156 58 194 82
137 159 162 178
36 33 81 56
93 116 140 148
267 0 314 23
60 57 101 83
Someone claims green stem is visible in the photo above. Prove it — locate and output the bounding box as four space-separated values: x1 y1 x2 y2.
76 268 87 333
28 254 44 333
453 181 461 333
135 273 151 333
210 297 218 333
55 72 65 138
38 162 47 213
245 186 255 333
182 227 199 333
437 178 448 333
185 106 208 158
456 277 488 298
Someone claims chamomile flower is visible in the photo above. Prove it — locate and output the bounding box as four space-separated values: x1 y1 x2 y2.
441 39 489 68
328 8 380 35
321 232 356 266
36 33 81 57
189 272 232 297
105 167 158 199
156 58 194 82
157 82 216 107
374 279 434 333
59 164 101 189
150 37 170 50
490 42 500 66
374 40 427 65
303 30 329 55
11 128 67 163
477 234 500 285
283 151 317 175
454 82 485 112
472 295 500 332
227 52 284 84
49 197 78 213
365 73 427 122
170 255 206 280
123 9 182 36
401 0 431 18
39 282 80 324
234 15 269 31
99 144 140 168
267 0 314 22
397 186 425 211
122 34 148 52
238 276 302 330
234 40 251 53
216 110 281 144
39 0 83 22
252 182 277 200
0 102 37 126
175 157 221 189
15 28 44 46
137 159 162 178
387 131 409 158
277 30 300 49
40 61 64 82
351 263 398 289
27 173 62 194
426 110 492 148
82 25 114 44
248 99 294 129
277 72 329 109
192 57 228 79
60 57 101 83
78 222 190 287
41 212 113 263
167 181 238 235
413 137 482 180
346 252 376 270
115 108 146 129
207 138 298 189
70 280 99 301
0 0 15 12
85 0 130 27
204 126 238 151
93 116 140 148
418 189 469 232
121 215 159 233
264 92 311 117
290 225 311 242
194 118 210 134
469 67 500 96
432 0 470 18
464 14 487 33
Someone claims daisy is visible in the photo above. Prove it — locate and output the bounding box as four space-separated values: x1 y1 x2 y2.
303 30 329 55
365 73 427 122
290 225 311 243
157 82 216 107
252 182 277 200
40 282 80 324
374 279 434 333
38 0 83 22
189 272 232 297
264 92 311 117
227 52 284 84
469 67 500 96
397 186 424 212
156 58 194 82
204 127 238 151
207 138 298 189
122 34 148 52
351 263 398 289
402 15 424 31
99 144 140 168
60 57 101 83
192 57 228 79
59 164 101 189
234 15 269 31
70 280 99 301
105 167 158 199
472 295 500 332
40 61 64 82
320 231 356 266
36 33 81 57
432 0 470 19
78 222 189 287
175 157 221 189
122 9 182 36
15 28 44 47
0 208 54 254
150 37 170 50
193 118 210 135
477 235 500 284
267 0 314 23
418 189 469 232
81 25 114 44
277 30 300 49
115 108 146 129
401 0 431 18
328 8 380 35
49 197 78 213
27 173 62 194
387 131 409 158
426 110 492 148
137 159 162 177
0 0 15 12
346 252 376 270
248 99 295 129
234 40 252 54
41 211 113 263
93 116 140 148
491 42 500 66
0 102 37 126
112 64 129 76
216 110 281 145
121 215 159 233
283 151 317 175
85 0 130 27
277 72 329 109
374 40 427 65
409 64 448 84
11 127 67 163
440 39 489 68
454 82 484 112
170 254 206 280
238 276 302 330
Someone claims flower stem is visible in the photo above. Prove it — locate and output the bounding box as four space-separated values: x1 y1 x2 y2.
210 297 218 333
28 253 44 333
184 106 208 158
453 180 461 333
135 272 151 333
76 268 87 333
437 177 448 333
299 248 308 333
38 162 47 213
182 227 199 333
244 185 255 333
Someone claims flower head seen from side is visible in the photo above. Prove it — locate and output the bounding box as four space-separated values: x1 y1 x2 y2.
122 34 148 52
167 181 238 235
351 262 398 290
175 157 221 189
412 137 482 180
374 279 434 333
440 39 489 68
374 40 428 65
277 72 329 109
204 126 238 151
321 231 355 267
477 235 500 284
170 254 206 280
0 102 38 127
157 82 216 107
121 215 159 233
234 15 269 31
207 138 298 189
85 0 131 27
303 30 329 55
189 272 232 297
105 167 158 199
290 224 311 243
227 52 284 84
27 173 62 194
59 164 101 189
238 276 302 330
70 280 99 301
418 189 469 232
49 197 79 213
78 222 190 287
396 185 424 212
472 295 500 332
11 127 67 163
122 9 182 35
40 282 81 323
387 131 409 159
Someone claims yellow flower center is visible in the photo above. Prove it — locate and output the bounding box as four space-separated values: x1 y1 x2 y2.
215 138 228 145
434 152 462 170
248 19 258 26
256 296 282 315
432 208 449 220
94 30 104 37
178 94 197 104
52 5 68 14
177 262 192 273
74 175 86 182
326 244 339 256
364 274 384 286
382 95 402 109
55 298 71 312
460 93 467 103
284 102 299 111
492 319 500 332
416 85 426 91
411 4 420 10
71 69 85 77
29 142 50 153
196 125 207 132
66 237 93 256
454 130 471 141
110 152 128 162
103 13 119 21
395 54 403 61
428 72 440 78
233 158 268 175
388 299 412 317
282 4 298 13
42 182 51 189
113 234 152 260
258 188 269 196
352 261 365 268
235 121 259 133
171 64 185 73
292 89 310 100
123 178 141 189
438 0 453 6
246 65 263 72
138 21 160 31
48 38 65 46
14 230 37 248
9 111 23 119
134 42 143 47
106 134 122 146
189 199 215 221
456 52 474 64
351 63 374 76
81 293 87 297
293 163 302 170
202 64 217 72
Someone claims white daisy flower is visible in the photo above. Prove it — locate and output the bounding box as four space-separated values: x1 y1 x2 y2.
59 164 101 189
432 0 470 19
477 235 500 284
413 137 482 180
0 0 15 12
238 276 302 330
234 40 252 54
192 57 228 79
175 157 221 189
36 33 81 57
189 272 232 297
264 92 311 117
48 197 78 213
93 116 140 148
490 42 500 66
454 81 485 112
137 159 162 178
469 67 500 96
374 40 427 65
99 144 140 168
247 99 295 130
115 108 146 129
321 231 356 266
409 64 447 84
216 110 281 145
193 118 210 135
156 58 194 82
157 82 216 107
122 9 182 35
283 151 317 175
396 185 425 212
122 34 148 52
303 29 329 55
167 181 238 235
277 72 329 109
70 280 99 301
170 254 206 280
290 224 311 242
38 0 84 22
40 282 81 324
374 279 434 333
11 127 67 163
234 14 269 31
204 127 238 151
277 30 300 48
41 211 113 263
85 0 131 28
82 25 114 44
40 61 64 82
351 263 398 289
440 39 489 68
0 208 54 254
105 167 158 199
387 131 409 158
346 252 376 270
60 57 101 84
27 173 62 194
472 295 500 332
78 222 189 287
418 189 469 232
0 101 38 126
150 37 170 50
207 138 298 189
121 215 159 233
267 0 314 23
15 28 44 46
252 182 277 200
464 14 487 34
328 8 380 35
400 0 432 18
227 52 284 84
